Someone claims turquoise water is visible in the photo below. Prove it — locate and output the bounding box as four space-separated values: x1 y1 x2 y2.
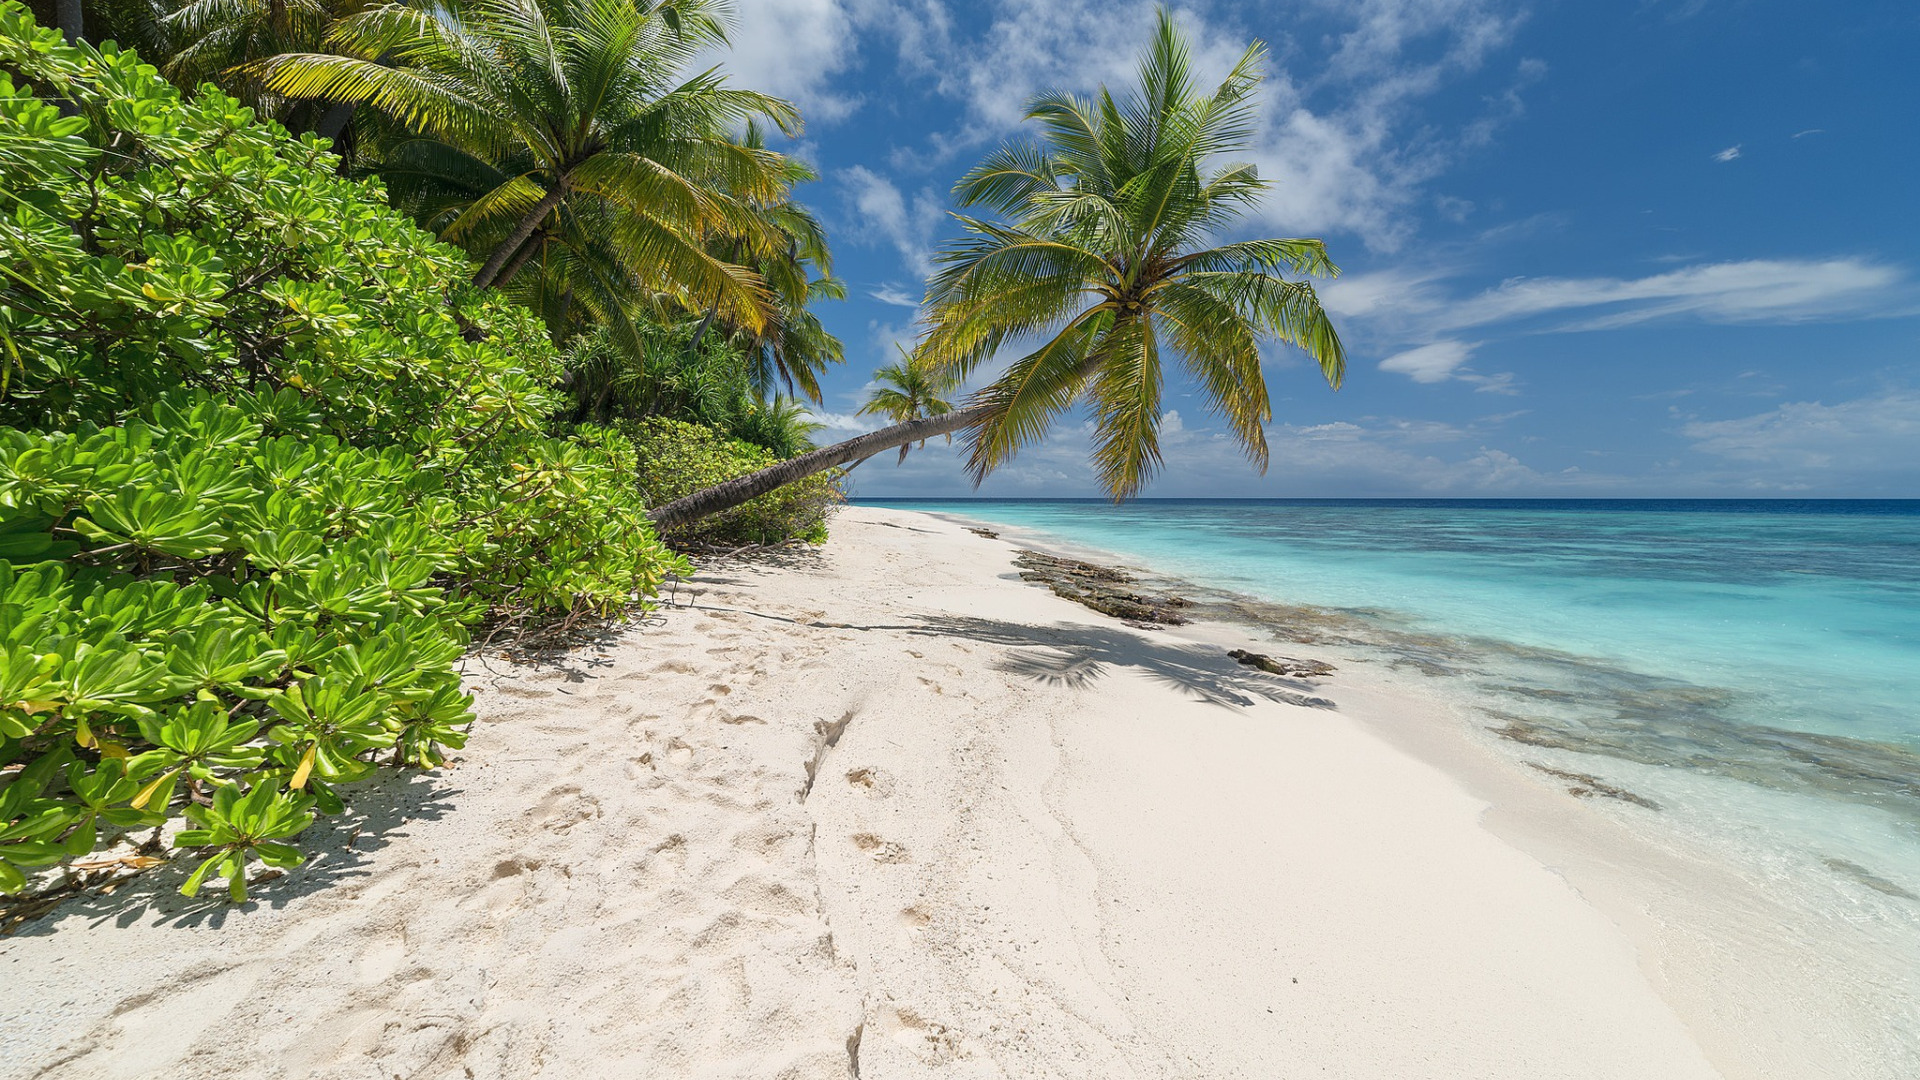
867 499 1920 886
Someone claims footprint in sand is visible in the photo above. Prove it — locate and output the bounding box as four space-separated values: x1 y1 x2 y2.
646 836 688 881
886 1007 961 1062
355 935 408 985
532 786 601 832
845 768 893 797
852 833 909 864
494 683 552 700
897 905 933 946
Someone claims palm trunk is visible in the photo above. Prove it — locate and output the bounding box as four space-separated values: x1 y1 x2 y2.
648 405 988 534
314 101 356 142
55 0 82 41
684 286 724 356
473 181 567 290
494 233 543 289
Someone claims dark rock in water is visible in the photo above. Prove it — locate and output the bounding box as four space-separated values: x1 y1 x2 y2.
1013 550 1192 625
1526 763 1662 810
967 527 1000 539
1823 857 1919 901
1228 648 1335 678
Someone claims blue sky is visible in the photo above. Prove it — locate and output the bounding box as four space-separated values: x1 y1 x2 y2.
713 0 1919 497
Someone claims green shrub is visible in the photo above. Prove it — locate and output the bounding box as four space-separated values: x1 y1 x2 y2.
627 418 840 546
0 6 685 902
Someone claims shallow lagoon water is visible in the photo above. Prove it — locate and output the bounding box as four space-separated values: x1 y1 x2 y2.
867 498 1920 897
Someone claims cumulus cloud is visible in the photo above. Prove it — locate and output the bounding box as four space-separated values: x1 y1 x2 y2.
703 0 862 120
1379 341 1474 382
790 0 1536 252
1682 392 1920 482
839 166 946 275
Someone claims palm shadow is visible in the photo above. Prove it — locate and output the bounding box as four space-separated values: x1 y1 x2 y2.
831 613 1336 710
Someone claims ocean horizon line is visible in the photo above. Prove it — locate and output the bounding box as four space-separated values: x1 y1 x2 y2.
856 496 1920 510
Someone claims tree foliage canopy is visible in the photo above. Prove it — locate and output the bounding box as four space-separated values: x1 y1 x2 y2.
258 0 802 338
920 9 1346 500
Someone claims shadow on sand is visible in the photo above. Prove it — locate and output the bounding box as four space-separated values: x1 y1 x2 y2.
822 613 1335 710
5 769 457 936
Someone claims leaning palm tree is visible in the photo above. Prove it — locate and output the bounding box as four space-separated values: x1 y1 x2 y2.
646 7 1345 532
258 0 798 334
858 346 955 463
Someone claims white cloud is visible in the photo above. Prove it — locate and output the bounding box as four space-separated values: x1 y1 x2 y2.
713 2 1544 252
1380 340 1474 383
705 0 862 121
1454 258 1908 330
869 285 921 307
810 0 1534 253
1374 340 1520 394
1331 258 1912 344
839 166 946 276
1682 392 1920 481
1713 145 1742 162
804 408 879 436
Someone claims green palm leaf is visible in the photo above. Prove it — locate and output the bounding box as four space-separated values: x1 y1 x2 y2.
920 5 1346 500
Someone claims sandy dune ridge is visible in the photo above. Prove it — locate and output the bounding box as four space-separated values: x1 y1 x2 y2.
2 506 1728 1078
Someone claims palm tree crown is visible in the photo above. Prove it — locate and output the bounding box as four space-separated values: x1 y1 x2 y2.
859 345 956 462
260 0 799 336
919 7 1345 500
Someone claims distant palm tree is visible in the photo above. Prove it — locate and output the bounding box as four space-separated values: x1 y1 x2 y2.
678 123 847 404
647 7 1344 532
258 0 798 336
858 346 955 463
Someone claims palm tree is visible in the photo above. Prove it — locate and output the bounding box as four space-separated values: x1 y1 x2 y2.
80 0 376 140
258 0 799 334
729 196 846 404
647 7 1344 532
686 135 846 403
858 346 955 463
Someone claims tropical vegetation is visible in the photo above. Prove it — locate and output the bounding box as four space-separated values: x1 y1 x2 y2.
0 9 685 900
0 0 1348 907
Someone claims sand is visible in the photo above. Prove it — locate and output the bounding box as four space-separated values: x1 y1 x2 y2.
0 505 1729 1079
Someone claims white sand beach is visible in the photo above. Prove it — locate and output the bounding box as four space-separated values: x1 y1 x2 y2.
1 506 1755 1078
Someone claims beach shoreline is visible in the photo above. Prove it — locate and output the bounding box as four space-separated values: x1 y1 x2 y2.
903 500 1920 1079
1 505 1899 1077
